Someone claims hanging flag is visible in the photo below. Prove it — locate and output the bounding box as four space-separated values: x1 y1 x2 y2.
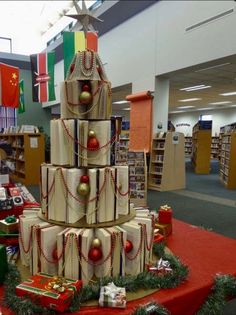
63 31 98 78
18 79 25 114
30 51 56 103
0 63 19 108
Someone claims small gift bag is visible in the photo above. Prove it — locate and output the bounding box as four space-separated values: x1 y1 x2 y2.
158 205 172 224
99 282 126 308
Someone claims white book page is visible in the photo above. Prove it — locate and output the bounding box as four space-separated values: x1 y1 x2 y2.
48 167 57 220
80 228 94 284
66 168 85 223
121 222 142 275
98 168 106 222
115 166 129 215
40 225 64 274
88 121 111 166
114 226 127 276
50 120 58 164
105 168 116 221
57 228 71 276
94 228 111 278
54 168 67 222
86 169 97 224
19 215 42 266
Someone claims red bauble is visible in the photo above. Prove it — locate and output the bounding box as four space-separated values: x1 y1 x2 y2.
52 248 58 260
87 137 100 150
125 240 133 253
70 63 75 73
88 247 103 262
82 84 90 92
80 175 89 184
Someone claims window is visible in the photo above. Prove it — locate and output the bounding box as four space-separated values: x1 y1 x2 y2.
0 107 17 132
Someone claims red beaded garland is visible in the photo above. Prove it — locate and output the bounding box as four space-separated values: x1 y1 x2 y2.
52 248 58 260
88 247 103 262
70 63 75 73
80 175 89 184
125 240 133 253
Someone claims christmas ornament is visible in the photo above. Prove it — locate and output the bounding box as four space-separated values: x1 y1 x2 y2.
92 238 102 248
52 248 58 260
77 182 90 196
125 240 133 253
79 91 92 105
88 130 96 137
87 130 100 150
4 215 17 224
88 247 103 262
82 84 90 92
70 63 75 73
80 175 89 184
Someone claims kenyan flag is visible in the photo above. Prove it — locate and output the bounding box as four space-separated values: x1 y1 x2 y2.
30 52 55 103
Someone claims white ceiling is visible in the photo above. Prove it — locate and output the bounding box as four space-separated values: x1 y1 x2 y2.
0 1 95 55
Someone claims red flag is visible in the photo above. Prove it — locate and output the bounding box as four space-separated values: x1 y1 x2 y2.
0 63 19 108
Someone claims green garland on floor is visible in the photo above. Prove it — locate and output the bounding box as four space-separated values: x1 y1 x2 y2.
3 241 188 314
197 274 236 315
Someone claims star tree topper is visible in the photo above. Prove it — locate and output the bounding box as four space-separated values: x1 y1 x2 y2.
67 0 103 32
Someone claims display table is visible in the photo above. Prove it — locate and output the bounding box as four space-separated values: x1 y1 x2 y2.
1 219 236 315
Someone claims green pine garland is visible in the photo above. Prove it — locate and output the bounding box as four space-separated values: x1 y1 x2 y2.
197 274 236 315
132 301 170 315
3 241 188 314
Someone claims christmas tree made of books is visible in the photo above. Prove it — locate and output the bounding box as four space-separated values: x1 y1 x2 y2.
19 0 154 285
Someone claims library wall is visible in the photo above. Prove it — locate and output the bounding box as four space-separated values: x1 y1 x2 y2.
169 107 236 136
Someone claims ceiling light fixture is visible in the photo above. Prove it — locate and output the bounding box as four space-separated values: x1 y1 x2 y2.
122 107 131 111
180 85 205 91
177 106 195 109
178 98 202 102
209 101 232 105
197 107 213 111
112 100 129 104
185 85 211 91
220 91 236 96
195 62 231 72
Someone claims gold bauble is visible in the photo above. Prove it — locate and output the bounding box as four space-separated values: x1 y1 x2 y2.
92 238 101 248
77 182 90 196
79 91 92 105
88 130 96 138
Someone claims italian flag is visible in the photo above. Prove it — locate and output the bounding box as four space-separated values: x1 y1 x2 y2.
30 52 56 103
63 31 98 78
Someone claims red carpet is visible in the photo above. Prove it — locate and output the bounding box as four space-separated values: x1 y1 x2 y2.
1 219 236 315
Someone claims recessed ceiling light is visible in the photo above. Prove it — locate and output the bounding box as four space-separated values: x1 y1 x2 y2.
112 100 129 104
185 85 211 91
180 85 205 91
219 92 236 96
195 62 231 72
122 107 131 111
177 106 195 109
230 104 236 107
178 98 201 102
209 101 232 105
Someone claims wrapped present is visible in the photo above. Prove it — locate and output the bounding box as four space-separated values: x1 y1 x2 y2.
148 258 172 275
16 273 83 312
0 216 19 233
158 205 172 224
99 282 126 309
155 222 172 237
0 244 8 284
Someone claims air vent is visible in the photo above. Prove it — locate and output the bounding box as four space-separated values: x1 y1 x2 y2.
186 8 234 32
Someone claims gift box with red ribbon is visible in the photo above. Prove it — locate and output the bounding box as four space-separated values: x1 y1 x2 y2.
0 216 19 234
158 205 172 224
16 273 83 312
